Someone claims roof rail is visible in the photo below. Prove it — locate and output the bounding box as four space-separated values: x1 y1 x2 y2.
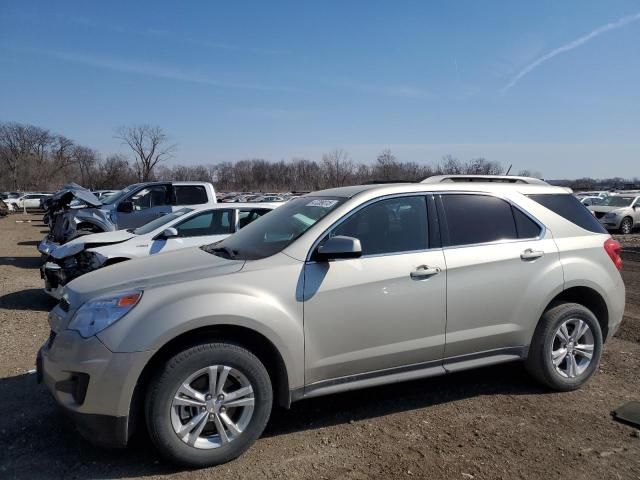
421 175 549 185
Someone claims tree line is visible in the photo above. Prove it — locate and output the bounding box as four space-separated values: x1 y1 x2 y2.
3 120 634 193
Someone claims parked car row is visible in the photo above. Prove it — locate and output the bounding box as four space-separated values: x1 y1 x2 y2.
217 191 306 203
34 175 626 468
587 192 640 234
41 202 280 298
1 191 53 211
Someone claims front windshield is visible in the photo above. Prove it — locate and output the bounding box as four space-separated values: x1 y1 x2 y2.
601 196 635 207
101 184 139 205
203 196 345 260
133 208 193 235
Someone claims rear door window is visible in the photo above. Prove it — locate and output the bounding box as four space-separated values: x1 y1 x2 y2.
175 185 208 205
238 208 272 230
440 194 518 246
130 186 170 210
527 194 606 234
513 208 542 239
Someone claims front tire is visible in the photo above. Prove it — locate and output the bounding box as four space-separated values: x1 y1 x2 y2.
525 303 602 391
146 342 272 468
620 217 633 235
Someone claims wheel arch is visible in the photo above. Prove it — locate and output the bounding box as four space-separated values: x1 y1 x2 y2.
75 220 106 233
544 286 609 341
127 324 291 440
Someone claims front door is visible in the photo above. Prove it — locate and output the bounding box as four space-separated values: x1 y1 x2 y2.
303 195 447 386
149 208 234 255
116 184 172 229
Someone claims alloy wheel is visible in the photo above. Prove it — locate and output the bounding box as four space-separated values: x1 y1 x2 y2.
550 318 595 379
170 365 255 449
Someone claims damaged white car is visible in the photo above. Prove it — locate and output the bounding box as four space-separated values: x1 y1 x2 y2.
40 203 278 299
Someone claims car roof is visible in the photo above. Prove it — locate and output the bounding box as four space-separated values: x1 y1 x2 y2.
307 182 571 199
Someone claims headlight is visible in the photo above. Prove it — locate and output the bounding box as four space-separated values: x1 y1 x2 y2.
68 290 142 338
604 212 618 218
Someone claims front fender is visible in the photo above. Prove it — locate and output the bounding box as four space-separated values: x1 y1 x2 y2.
73 210 114 232
98 285 305 390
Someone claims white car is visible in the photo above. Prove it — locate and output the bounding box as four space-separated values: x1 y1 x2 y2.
41 203 279 298
580 196 604 207
6 193 52 210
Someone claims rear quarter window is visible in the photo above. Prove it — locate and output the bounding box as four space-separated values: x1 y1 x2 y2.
527 194 607 234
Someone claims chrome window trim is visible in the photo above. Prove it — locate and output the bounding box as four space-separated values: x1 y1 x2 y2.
305 190 548 261
305 192 433 262
437 191 547 250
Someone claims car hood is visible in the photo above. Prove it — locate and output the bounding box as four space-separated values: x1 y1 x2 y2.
48 183 102 209
50 230 137 259
64 247 245 306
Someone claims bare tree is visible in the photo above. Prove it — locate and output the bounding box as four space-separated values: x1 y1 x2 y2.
0 122 51 189
374 149 399 180
115 125 176 181
517 169 543 179
321 149 354 187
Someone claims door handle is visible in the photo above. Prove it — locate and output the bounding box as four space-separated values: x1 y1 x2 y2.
410 265 441 279
520 249 544 261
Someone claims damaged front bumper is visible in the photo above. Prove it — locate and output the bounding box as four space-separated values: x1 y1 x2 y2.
41 262 67 299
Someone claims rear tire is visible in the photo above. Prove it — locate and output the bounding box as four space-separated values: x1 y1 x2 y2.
525 303 602 391
146 342 272 468
620 217 633 235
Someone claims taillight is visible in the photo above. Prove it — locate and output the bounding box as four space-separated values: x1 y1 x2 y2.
604 238 623 271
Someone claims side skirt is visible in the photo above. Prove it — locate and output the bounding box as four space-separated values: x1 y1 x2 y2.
290 346 527 403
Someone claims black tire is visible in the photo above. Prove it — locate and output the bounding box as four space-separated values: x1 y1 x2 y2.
146 342 273 468
620 217 633 235
525 302 603 391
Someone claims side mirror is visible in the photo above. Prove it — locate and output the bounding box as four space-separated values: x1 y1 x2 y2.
161 227 178 239
117 201 133 213
314 236 362 262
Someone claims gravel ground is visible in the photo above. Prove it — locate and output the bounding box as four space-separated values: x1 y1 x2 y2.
1 213 639 480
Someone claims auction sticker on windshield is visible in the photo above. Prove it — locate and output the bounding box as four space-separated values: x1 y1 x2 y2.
306 199 339 208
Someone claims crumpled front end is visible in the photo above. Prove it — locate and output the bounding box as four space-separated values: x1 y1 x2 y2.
41 250 108 299
43 185 107 244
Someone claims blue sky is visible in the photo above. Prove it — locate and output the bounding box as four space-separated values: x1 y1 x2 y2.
1 0 639 178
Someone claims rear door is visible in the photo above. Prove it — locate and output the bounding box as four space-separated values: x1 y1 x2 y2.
437 193 562 364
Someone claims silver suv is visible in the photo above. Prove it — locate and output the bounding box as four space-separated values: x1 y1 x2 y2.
38 181 626 467
588 193 640 234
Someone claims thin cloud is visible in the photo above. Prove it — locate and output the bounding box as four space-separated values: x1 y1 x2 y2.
327 79 433 99
502 11 640 92
15 47 296 92
54 13 285 56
